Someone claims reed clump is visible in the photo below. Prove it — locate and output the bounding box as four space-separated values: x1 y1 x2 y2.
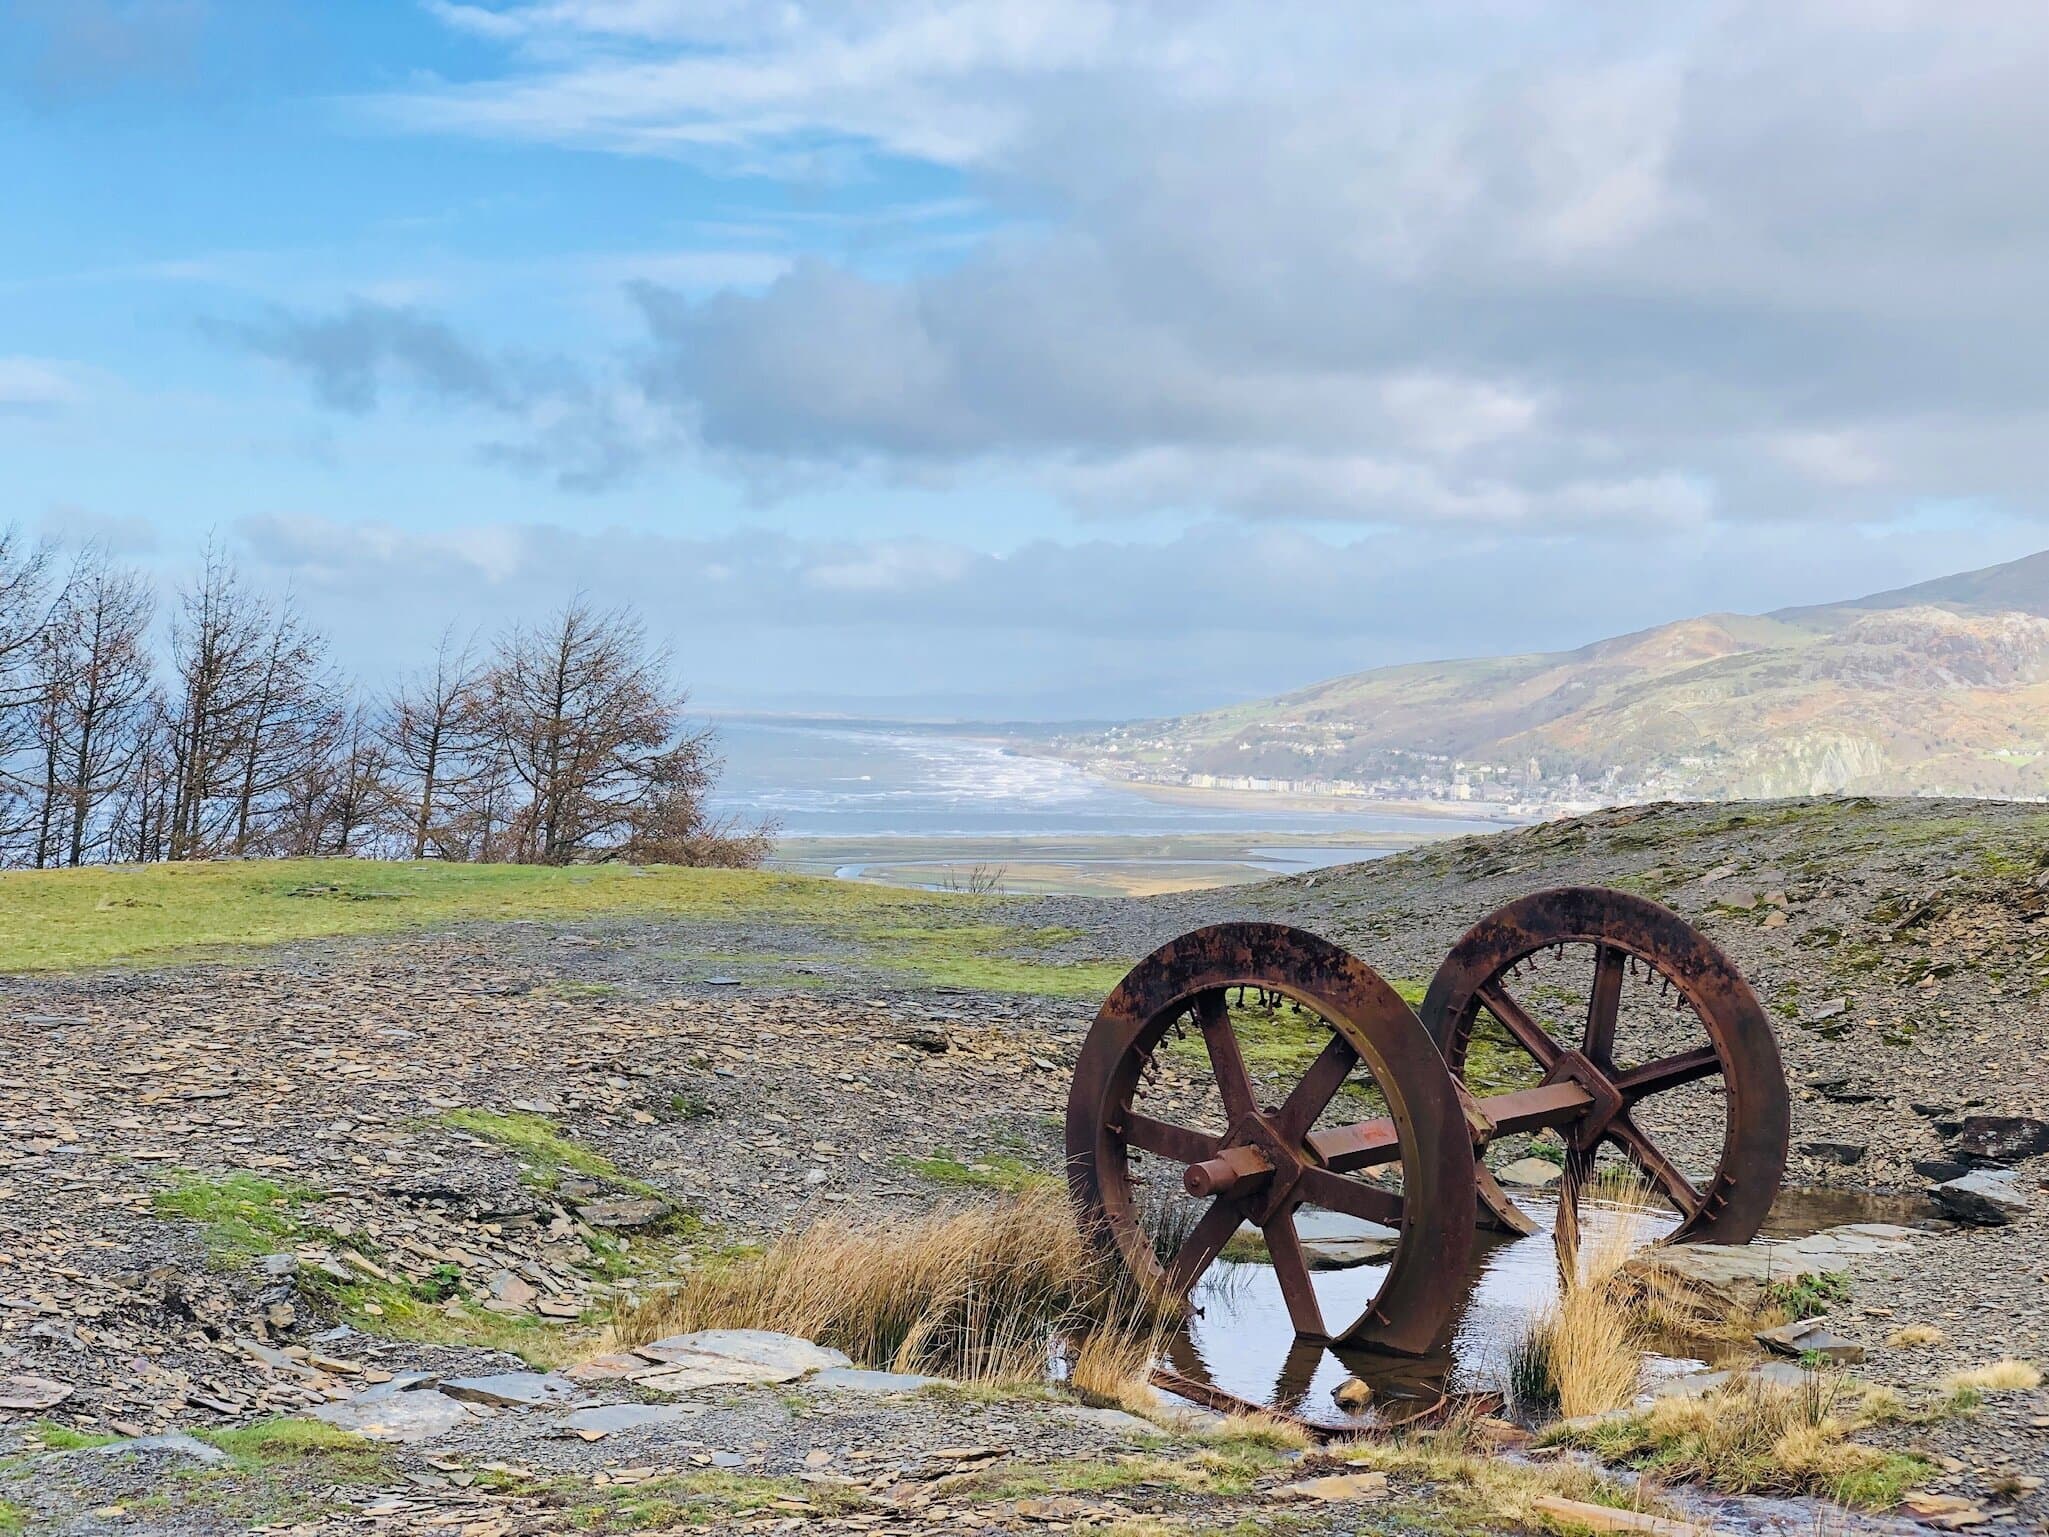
609 1184 1172 1385
1507 1173 1659 1419
1940 1359 2042 1393
1550 1370 1931 1509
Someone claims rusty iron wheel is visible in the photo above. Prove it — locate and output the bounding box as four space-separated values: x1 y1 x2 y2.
1419 886 1789 1257
1066 923 1475 1356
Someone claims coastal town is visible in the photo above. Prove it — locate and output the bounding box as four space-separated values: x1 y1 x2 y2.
1051 723 1614 816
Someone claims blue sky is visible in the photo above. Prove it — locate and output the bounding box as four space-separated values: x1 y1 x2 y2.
6 1 2049 717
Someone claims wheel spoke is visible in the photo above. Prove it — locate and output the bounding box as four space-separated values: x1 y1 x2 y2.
1612 1045 1722 1101
1476 982 1565 1070
1272 1338 1327 1413
1304 1116 1404 1174
1163 1197 1242 1295
1273 1032 1358 1143
1195 990 1258 1123
1607 1112 1703 1219
1585 944 1625 1069
1262 1209 1328 1339
1294 1165 1405 1229
1122 1113 1222 1166
1553 1143 1590 1276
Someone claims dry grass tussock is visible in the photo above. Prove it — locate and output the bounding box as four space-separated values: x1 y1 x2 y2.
609 1185 1173 1384
1342 1410 1682 1531
1508 1173 1662 1419
1940 1359 2042 1393
1550 1370 1931 1509
1885 1324 1946 1348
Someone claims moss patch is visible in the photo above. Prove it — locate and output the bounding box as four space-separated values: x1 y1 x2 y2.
439 1108 664 1198
149 1170 603 1366
152 1172 319 1260
198 1418 389 1480
892 1150 1049 1192
562 1470 869 1529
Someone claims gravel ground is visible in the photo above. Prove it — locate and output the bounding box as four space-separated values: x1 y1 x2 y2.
0 796 2044 1533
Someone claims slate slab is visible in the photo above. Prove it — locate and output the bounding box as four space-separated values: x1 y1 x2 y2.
562 1403 703 1434
69 1433 229 1465
1496 1157 1563 1188
1289 1209 1400 1270
633 1329 851 1374
1061 1405 1161 1439
1756 1316 1865 1363
1955 1115 2049 1164
312 1390 471 1443
1930 1169 2031 1227
439 1371 582 1409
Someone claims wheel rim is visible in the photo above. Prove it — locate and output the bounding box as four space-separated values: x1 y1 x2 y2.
1067 923 1474 1357
1419 887 1789 1253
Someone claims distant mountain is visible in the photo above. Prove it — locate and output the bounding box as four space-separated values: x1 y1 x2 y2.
1062 551 2049 804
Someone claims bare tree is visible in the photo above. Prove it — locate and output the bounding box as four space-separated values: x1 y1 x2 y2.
325 702 398 855
0 540 765 873
384 631 487 860
483 598 756 865
164 550 334 860
166 547 268 859
268 699 395 857
0 531 63 861
227 594 331 856
32 553 156 866
106 700 178 865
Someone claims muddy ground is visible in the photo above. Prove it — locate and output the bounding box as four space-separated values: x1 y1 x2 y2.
1 797 2045 1533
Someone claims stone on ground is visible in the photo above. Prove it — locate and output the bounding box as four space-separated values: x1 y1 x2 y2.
633 1328 851 1375
437 1371 580 1409
1496 1156 1564 1187
1930 1169 2032 1226
1754 1316 1865 1363
1273 1471 1388 1502
562 1403 702 1434
311 1388 471 1442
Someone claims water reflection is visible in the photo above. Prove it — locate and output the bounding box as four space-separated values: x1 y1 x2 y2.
1170 1186 1900 1426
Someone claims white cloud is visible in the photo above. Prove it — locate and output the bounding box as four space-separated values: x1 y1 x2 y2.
0 356 84 414
218 509 2048 715
1769 430 1888 488
326 1 2049 536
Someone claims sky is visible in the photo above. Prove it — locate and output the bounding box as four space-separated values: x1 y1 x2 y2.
5 1 2049 719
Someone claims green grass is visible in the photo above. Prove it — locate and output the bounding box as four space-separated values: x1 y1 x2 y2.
1759 1270 1851 1322
857 922 1129 998
892 1150 1049 1192
959 1446 1292 1504
562 1471 869 1530
0 858 1131 997
440 1107 653 1193
148 1168 614 1365
0 1499 22 1534
0 859 960 972
95 1420 399 1528
197 1418 389 1481
152 1171 318 1260
24 1421 122 1451
1550 1379 1935 1510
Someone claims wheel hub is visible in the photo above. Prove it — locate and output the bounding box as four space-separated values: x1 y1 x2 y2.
1183 1111 1310 1221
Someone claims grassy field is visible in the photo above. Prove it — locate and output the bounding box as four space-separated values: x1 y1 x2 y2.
0 859 1131 993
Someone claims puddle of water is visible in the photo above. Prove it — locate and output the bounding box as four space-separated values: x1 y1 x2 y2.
1756 1184 1947 1238
1169 1185 1894 1427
